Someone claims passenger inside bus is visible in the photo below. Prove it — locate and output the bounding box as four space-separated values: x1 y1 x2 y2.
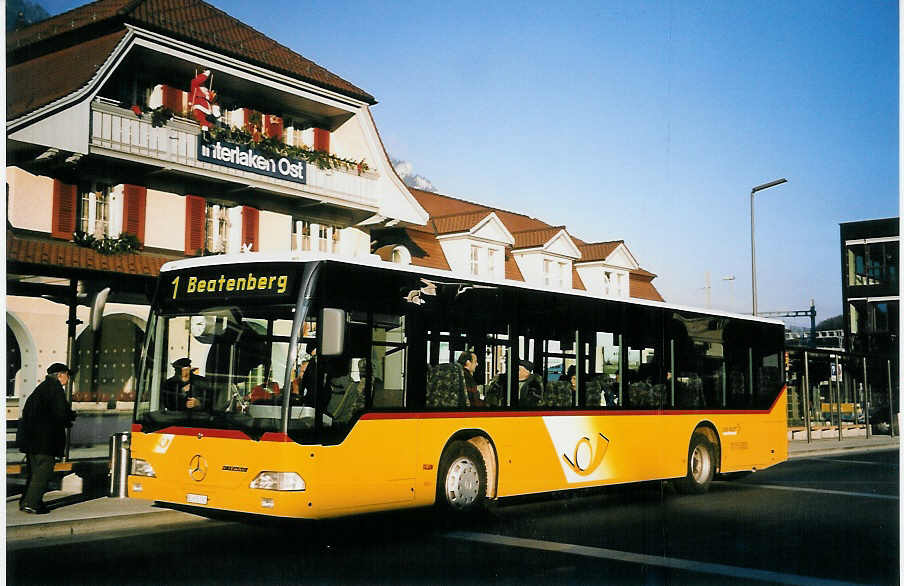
459 350 484 407
517 360 543 407
425 351 474 408
542 371 573 407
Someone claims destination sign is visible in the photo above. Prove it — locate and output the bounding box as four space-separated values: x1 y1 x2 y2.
198 137 306 185
165 267 297 304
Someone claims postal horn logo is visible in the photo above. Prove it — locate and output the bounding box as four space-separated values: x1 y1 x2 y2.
562 433 610 477
189 454 208 482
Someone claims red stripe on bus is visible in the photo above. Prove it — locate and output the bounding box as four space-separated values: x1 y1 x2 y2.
154 427 251 440
360 387 788 420
260 432 292 442
131 423 143 432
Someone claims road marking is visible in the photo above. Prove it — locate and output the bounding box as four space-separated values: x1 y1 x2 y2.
811 457 897 467
446 531 855 586
736 483 898 500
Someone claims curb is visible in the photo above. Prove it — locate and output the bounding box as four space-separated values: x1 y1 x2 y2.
6 510 221 551
788 442 899 460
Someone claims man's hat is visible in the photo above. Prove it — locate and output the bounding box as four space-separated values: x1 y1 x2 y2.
519 359 534 372
172 357 192 368
47 363 73 375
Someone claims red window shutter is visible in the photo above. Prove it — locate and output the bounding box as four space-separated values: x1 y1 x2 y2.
242 206 260 252
184 195 206 255
51 180 77 239
122 184 147 244
313 128 330 152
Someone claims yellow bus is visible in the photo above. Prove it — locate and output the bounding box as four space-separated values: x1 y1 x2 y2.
127 253 787 518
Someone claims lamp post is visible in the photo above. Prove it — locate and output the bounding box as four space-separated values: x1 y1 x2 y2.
750 178 787 315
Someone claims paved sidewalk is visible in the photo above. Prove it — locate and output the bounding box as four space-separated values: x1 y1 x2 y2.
6 435 898 549
787 434 899 459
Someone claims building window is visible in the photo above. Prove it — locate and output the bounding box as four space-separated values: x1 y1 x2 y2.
558 261 567 288
487 248 497 278
80 184 123 239
391 246 411 265
206 203 230 254
543 259 552 286
470 245 480 276
847 241 899 288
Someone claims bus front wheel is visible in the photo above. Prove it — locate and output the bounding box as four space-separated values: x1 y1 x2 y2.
437 440 487 513
674 432 715 494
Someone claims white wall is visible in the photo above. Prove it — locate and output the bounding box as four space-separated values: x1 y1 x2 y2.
259 210 292 252
144 189 185 250
338 227 371 257
330 116 371 164
7 167 54 233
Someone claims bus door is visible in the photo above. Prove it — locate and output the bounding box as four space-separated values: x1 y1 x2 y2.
314 312 418 512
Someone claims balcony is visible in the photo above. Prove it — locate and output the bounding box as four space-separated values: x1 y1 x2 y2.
89 99 379 208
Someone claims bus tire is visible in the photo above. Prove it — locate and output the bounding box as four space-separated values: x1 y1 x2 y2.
674 432 715 494
437 440 488 513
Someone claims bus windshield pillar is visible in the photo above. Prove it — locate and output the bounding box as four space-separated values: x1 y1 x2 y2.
281 262 321 434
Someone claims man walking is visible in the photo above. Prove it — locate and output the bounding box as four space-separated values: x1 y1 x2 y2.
17 363 77 514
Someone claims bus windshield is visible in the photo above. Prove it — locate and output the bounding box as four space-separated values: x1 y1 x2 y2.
134 303 316 439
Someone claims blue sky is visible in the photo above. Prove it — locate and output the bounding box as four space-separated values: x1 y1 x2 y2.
43 0 900 323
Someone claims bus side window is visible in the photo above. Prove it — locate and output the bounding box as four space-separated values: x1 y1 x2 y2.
372 315 407 408
583 331 620 408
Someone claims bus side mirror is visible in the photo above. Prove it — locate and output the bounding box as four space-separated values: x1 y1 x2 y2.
89 287 111 332
320 308 346 356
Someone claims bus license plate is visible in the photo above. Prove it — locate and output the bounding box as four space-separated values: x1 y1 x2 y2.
186 493 208 505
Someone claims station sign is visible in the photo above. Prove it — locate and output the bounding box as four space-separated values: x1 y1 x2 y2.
198 137 306 185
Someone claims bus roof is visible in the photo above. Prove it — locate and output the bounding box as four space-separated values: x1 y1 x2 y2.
160 251 784 327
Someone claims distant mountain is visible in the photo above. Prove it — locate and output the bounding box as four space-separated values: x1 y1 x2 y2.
391 158 437 192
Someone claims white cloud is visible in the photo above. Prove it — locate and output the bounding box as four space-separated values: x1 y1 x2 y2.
391 157 437 192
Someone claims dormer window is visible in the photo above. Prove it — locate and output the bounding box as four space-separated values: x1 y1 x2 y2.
470 245 480 276
603 270 628 298
544 259 568 288
487 248 497 277
391 246 411 265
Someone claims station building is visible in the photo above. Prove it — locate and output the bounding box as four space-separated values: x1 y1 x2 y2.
840 217 899 361
5 0 662 440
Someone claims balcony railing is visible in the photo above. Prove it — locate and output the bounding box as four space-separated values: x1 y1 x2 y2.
291 234 340 254
89 99 379 207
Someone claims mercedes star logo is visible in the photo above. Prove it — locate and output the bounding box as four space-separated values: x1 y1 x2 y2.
189 454 208 482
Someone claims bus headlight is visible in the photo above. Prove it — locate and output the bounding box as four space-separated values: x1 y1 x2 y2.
131 458 156 477
249 471 305 491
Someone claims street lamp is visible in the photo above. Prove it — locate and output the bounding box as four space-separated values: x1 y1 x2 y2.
750 178 787 316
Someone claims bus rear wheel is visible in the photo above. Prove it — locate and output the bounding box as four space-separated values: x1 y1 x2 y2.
437 440 488 513
674 432 715 494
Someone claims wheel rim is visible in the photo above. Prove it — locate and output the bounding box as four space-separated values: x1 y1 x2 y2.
445 457 480 508
690 445 712 484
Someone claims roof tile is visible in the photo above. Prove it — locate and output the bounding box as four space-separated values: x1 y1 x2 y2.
7 30 127 119
8 0 374 113
8 231 178 276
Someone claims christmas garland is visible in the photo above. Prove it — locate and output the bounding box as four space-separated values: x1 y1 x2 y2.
127 102 370 172
208 126 369 173
73 231 142 255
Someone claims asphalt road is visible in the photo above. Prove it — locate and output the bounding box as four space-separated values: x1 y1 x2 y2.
7 449 898 585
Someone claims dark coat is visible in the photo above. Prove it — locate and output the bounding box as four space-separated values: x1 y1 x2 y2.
17 375 75 457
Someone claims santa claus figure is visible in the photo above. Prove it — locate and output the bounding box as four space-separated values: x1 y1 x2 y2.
190 69 220 130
